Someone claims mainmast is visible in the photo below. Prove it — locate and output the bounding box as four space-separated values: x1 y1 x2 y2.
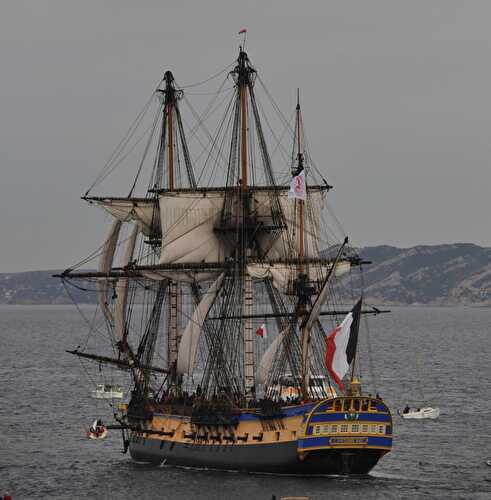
239 50 249 192
236 48 255 399
166 73 175 191
160 71 182 388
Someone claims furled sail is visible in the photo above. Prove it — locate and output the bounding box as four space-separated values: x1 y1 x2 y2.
91 198 160 237
247 261 350 293
159 192 229 264
141 270 220 283
98 219 122 324
176 272 225 375
256 329 287 385
114 225 139 343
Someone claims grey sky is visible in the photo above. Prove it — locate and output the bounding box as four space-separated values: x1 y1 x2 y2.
1 0 491 272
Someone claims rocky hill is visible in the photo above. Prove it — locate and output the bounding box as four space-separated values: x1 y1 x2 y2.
1 244 490 305
0 270 94 305
355 243 491 305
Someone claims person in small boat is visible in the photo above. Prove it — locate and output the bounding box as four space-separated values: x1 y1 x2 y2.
403 405 410 414
89 419 106 436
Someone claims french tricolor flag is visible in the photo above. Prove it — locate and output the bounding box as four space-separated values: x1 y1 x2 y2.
325 298 362 391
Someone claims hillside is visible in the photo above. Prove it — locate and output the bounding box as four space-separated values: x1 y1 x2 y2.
1 244 490 305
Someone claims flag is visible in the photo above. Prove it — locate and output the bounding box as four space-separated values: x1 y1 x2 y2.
288 170 307 201
238 28 247 34
256 323 267 338
325 298 362 391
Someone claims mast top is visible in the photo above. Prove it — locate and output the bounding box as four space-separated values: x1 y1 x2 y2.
231 48 256 87
157 70 183 104
295 88 304 175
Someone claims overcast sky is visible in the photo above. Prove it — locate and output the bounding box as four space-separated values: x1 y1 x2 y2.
1 0 491 272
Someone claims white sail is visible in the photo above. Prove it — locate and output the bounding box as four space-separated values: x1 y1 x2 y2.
98 220 122 324
255 188 325 260
114 225 139 343
159 192 229 264
94 198 160 237
257 329 287 385
158 187 326 265
176 272 225 375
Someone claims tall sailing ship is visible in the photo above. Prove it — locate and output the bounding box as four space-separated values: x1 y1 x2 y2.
59 45 393 475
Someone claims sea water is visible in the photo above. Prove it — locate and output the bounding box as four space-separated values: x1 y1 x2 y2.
1 305 491 499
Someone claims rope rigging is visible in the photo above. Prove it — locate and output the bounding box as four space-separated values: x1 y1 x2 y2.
63 47 379 414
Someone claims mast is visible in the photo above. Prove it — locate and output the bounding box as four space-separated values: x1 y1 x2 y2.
295 90 310 400
296 89 305 274
239 49 249 192
237 47 255 399
164 70 175 190
161 71 182 387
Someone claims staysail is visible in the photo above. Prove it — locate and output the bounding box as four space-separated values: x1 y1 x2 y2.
98 220 122 324
114 225 139 343
176 272 225 375
256 329 287 384
90 197 160 237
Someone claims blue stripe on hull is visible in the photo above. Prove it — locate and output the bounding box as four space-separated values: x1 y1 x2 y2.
309 412 391 423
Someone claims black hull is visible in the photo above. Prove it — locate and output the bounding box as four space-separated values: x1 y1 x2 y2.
129 436 385 475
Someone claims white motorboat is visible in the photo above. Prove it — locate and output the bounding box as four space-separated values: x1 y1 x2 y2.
399 406 440 419
90 383 124 399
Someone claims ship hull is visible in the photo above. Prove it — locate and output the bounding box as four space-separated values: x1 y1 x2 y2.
125 397 392 475
129 435 386 475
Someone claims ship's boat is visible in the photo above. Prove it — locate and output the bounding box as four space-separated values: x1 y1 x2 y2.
86 420 108 440
399 407 440 419
58 43 392 475
91 384 124 400
399 354 439 420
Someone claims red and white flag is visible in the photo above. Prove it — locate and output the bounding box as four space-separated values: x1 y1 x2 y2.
288 169 307 201
238 28 247 35
256 323 267 338
325 298 362 391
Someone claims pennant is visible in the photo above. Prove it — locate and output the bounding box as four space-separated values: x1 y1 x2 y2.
325 298 362 391
288 170 307 201
256 323 267 338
